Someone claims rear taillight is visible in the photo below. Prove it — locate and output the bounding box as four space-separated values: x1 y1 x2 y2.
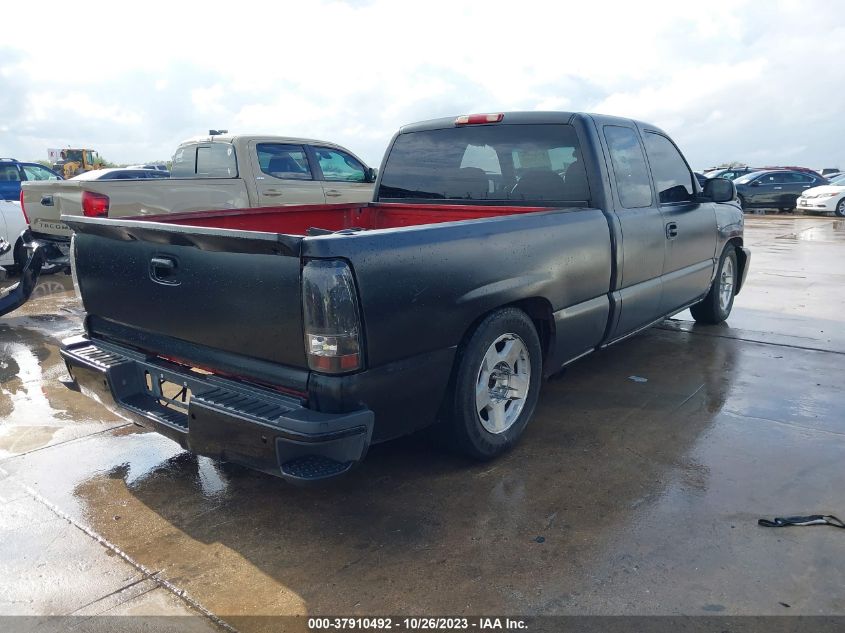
302 259 363 374
81 191 109 218
19 190 28 224
455 113 504 125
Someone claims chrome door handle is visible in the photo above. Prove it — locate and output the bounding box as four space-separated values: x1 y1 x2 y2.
325 189 342 197
773 187 782 190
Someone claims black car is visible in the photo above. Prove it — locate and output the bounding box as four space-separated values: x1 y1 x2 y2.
734 170 828 212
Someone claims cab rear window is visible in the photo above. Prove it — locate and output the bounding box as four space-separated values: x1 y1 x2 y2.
378 124 588 204
171 143 238 178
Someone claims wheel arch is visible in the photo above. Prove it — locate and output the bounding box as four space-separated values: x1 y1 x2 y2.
454 297 555 372
727 236 748 295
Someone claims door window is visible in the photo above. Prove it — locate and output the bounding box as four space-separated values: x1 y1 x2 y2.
603 126 652 209
313 148 366 182
782 172 814 183
256 143 313 180
643 132 694 203
22 164 59 181
0 164 22 182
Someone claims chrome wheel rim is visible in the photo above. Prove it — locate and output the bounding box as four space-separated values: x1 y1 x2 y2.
838 199 845 215
719 257 735 311
476 333 531 434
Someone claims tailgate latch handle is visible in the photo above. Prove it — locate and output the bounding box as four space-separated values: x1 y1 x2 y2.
40 195 54 206
149 256 180 286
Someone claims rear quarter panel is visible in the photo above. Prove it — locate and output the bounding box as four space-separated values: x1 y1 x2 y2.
303 208 613 370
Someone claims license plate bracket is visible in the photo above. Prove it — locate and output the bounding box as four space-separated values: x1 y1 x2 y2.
144 370 193 413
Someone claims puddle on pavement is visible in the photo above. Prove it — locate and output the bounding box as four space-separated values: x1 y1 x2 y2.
0 317 122 458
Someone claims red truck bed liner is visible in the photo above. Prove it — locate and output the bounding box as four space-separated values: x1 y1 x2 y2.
150 202 546 235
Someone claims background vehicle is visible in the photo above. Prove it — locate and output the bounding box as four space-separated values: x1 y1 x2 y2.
797 173 845 217
71 168 170 180
0 200 27 270
761 165 825 179
0 158 62 201
706 167 761 180
22 135 376 243
60 111 748 483
52 148 103 178
126 164 169 171
734 169 829 212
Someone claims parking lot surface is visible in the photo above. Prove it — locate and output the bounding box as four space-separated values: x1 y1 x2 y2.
1 216 844 628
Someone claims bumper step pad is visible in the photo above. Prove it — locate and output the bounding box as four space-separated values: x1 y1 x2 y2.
281 455 353 480
62 338 374 482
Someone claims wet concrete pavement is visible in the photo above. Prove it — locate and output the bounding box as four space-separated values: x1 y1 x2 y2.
1 215 843 628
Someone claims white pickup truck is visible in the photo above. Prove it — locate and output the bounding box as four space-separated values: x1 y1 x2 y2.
21 134 376 242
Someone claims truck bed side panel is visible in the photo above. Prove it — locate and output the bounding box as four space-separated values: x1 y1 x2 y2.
303 208 612 369
24 179 251 239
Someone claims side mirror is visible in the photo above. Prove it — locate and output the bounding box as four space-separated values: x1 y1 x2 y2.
703 177 736 203
749 180 761 187
365 167 378 183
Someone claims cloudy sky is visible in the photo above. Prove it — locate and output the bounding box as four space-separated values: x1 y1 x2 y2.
1 0 843 170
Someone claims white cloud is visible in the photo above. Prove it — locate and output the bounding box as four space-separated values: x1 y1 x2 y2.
0 0 843 170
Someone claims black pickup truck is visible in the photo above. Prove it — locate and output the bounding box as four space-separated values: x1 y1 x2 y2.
60 112 749 482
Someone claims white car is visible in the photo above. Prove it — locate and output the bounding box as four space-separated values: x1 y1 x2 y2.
797 174 845 217
0 199 28 270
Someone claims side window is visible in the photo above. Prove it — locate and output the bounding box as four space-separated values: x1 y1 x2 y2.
462 144 501 175
171 146 197 178
256 143 312 180
643 132 694 203
196 144 238 178
459 144 500 196
790 172 813 183
0 164 22 182
22 165 59 181
313 148 365 182
604 126 652 209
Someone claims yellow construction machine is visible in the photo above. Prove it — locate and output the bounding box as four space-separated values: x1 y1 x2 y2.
52 148 103 178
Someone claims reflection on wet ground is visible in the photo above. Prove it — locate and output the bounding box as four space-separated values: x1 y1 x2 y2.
1 216 844 625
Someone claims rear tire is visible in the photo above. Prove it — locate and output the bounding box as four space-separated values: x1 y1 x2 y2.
780 195 798 213
447 308 542 460
6 238 25 275
690 247 737 324
836 198 845 218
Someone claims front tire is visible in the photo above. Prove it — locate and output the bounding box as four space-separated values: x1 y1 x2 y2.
836 198 845 218
447 308 542 460
690 247 737 324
